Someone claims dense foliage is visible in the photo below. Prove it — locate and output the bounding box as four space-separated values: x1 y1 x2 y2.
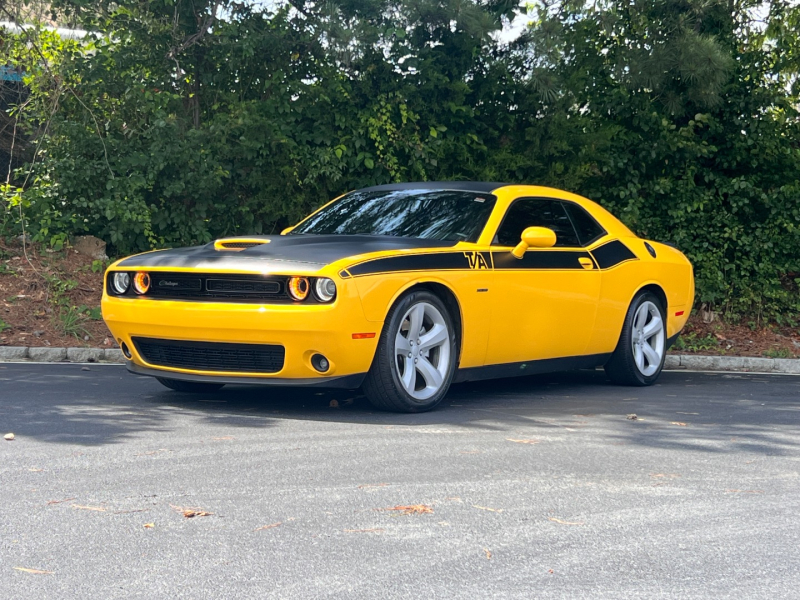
1 0 799 319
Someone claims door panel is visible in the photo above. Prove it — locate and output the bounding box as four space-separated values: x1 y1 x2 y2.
485 249 600 364
484 198 601 365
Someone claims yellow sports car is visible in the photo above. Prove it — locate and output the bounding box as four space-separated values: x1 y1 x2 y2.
102 182 694 412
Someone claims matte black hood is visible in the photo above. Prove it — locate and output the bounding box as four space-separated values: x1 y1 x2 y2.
115 235 458 271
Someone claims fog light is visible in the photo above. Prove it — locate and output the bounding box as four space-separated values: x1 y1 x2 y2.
311 353 329 373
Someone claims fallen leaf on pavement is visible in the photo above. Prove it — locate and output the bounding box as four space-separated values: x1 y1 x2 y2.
13 567 52 574
484 548 492 560
381 504 433 515
671 422 688 426
329 400 339 408
46 497 76 505
255 522 282 531
506 438 540 444
170 504 214 518
71 504 107 512
549 517 584 525
143 523 154 529
626 414 638 420
472 505 503 513
4 433 14 441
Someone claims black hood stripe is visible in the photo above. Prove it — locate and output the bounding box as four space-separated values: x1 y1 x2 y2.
116 235 459 270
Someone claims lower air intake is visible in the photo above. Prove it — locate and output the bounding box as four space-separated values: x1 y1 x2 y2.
132 337 285 373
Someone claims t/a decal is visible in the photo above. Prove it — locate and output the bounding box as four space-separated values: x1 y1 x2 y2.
463 251 490 270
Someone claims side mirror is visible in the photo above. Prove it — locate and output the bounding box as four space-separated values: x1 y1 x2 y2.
280 226 295 235
511 226 557 259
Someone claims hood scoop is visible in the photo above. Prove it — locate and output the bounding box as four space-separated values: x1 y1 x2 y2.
213 238 271 252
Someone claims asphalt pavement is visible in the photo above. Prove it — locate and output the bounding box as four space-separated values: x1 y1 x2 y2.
1 364 799 599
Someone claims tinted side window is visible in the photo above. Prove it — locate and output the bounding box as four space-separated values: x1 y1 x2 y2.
495 198 580 247
563 202 606 246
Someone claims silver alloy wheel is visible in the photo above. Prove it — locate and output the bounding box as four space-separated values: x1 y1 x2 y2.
631 300 665 377
394 301 452 401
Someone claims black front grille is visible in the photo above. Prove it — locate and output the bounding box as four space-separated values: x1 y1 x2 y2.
145 273 288 302
206 279 281 294
133 337 285 373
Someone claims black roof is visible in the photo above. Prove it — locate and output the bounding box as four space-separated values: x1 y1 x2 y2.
359 181 509 194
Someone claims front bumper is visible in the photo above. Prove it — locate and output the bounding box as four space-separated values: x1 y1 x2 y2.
102 291 380 382
127 362 366 388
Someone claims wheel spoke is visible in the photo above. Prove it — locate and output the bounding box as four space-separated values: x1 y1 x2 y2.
399 357 416 393
642 315 663 339
642 341 660 366
395 332 411 355
634 344 644 371
408 304 425 340
634 306 648 330
418 324 448 352
416 356 443 389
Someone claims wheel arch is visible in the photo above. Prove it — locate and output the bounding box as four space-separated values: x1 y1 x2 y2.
635 282 668 314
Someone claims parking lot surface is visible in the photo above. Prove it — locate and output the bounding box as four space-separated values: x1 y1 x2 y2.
2 364 799 599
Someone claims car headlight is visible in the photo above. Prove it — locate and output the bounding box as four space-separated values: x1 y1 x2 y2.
133 272 151 295
112 272 131 294
314 278 337 302
288 276 310 301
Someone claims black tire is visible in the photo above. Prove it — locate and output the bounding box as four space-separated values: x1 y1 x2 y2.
604 291 667 386
362 290 458 413
156 377 225 393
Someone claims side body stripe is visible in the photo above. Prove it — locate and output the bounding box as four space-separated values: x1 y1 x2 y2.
343 240 638 277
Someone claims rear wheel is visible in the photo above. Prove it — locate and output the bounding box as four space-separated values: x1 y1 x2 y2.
156 377 225 393
363 290 457 413
604 291 666 386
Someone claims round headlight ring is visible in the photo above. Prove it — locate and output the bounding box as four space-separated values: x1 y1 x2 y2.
314 278 337 302
133 272 151 295
112 272 131 294
288 276 310 301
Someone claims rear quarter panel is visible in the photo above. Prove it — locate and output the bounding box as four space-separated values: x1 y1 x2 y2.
586 237 694 355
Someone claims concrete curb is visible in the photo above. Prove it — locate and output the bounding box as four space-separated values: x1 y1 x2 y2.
0 346 125 363
0 347 798 374
663 354 800 374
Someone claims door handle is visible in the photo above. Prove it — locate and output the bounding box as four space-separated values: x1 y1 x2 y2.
578 257 594 270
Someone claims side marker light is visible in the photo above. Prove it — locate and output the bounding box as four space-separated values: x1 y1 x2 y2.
352 333 376 339
675 311 685 316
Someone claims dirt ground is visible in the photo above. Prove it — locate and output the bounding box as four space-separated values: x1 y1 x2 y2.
1 238 798 356
0 239 113 348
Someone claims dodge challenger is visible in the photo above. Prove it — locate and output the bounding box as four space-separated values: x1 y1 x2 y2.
102 182 694 412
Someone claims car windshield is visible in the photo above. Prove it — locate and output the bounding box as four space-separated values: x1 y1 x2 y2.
290 189 497 242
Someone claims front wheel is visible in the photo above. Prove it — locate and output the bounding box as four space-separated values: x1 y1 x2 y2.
362 290 458 413
604 292 666 386
156 377 225 393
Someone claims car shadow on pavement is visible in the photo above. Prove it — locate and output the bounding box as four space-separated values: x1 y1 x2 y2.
3 363 799 454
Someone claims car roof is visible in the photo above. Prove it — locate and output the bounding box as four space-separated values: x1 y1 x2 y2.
358 181 509 194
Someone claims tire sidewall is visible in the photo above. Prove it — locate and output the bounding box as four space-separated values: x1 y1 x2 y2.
382 290 458 410
625 292 667 385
